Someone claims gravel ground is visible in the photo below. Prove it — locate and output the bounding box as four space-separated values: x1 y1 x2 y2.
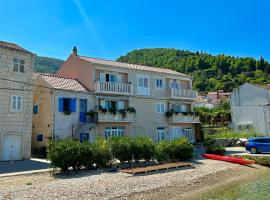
0 159 263 200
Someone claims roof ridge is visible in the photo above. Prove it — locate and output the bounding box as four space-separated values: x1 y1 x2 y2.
0 40 33 54
40 73 77 81
77 55 189 77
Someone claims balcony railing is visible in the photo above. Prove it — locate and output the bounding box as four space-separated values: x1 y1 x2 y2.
95 81 133 95
168 113 200 124
97 111 135 123
170 89 197 100
79 112 98 123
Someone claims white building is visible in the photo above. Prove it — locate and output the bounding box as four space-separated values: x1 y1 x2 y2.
230 83 270 136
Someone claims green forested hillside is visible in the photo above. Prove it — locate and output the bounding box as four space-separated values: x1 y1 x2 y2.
117 48 270 92
34 56 64 73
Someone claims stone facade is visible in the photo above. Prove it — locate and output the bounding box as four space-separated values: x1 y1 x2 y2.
55 53 200 143
0 44 34 160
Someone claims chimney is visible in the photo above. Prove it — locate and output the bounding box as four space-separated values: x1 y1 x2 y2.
72 46 77 56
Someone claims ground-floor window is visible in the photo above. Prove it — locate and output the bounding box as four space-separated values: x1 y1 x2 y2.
183 128 194 143
80 133 89 143
105 126 125 139
169 127 194 143
36 133 43 142
157 127 165 141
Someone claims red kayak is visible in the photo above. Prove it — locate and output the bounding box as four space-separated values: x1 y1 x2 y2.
202 154 255 165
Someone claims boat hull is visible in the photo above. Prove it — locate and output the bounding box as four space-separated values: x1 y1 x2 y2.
202 154 255 165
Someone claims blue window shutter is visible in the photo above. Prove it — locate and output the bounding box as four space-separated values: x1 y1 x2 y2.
58 97 64 112
70 98 76 112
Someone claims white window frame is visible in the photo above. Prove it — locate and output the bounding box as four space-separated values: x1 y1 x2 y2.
13 57 25 73
105 126 125 138
155 78 164 89
137 75 150 96
156 103 165 113
11 95 22 112
157 127 165 141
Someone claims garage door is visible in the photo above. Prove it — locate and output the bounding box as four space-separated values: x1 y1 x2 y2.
2 135 22 161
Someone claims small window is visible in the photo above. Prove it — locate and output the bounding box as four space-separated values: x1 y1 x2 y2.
33 105 39 114
37 134 43 142
80 133 89 143
13 58 25 73
11 95 22 112
63 98 71 112
156 103 165 113
156 79 163 88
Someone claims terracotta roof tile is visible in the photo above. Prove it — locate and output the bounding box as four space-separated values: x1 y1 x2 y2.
78 56 190 77
40 74 88 92
0 41 33 54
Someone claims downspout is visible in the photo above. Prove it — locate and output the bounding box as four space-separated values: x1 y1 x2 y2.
52 90 55 141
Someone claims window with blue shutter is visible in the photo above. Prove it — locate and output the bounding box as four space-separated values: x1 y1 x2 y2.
70 98 76 112
33 105 39 114
58 97 64 112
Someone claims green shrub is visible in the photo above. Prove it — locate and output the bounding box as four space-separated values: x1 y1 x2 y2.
77 142 94 170
206 145 226 155
109 137 133 163
47 139 80 172
132 137 155 162
92 138 112 168
170 138 194 160
205 130 261 140
155 140 171 162
155 138 193 161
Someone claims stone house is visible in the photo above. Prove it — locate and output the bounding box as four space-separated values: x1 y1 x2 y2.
0 41 35 161
231 82 270 135
59 48 200 142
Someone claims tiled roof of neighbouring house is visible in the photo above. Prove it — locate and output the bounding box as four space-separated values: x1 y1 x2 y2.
0 41 33 54
78 55 190 77
40 74 88 92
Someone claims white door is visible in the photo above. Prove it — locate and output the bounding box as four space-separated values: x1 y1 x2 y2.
137 75 149 95
157 128 165 141
2 135 22 161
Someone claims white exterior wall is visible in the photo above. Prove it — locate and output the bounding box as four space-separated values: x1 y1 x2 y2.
53 90 96 139
231 83 270 136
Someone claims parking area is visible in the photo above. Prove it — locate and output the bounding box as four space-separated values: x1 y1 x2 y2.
0 158 50 174
226 147 270 157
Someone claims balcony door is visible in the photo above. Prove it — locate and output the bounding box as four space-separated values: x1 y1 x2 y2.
137 75 149 95
100 72 122 83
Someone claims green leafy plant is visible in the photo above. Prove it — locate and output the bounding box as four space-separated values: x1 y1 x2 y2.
118 109 127 118
206 145 226 155
91 137 112 168
127 107 136 114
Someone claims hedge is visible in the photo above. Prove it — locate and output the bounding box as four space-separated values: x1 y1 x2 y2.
47 136 194 172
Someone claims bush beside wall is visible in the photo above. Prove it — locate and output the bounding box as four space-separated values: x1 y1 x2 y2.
47 136 194 172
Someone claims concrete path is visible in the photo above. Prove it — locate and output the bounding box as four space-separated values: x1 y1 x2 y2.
0 158 51 176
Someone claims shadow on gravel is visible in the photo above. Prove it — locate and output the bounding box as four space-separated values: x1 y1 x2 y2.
131 166 196 176
0 160 49 174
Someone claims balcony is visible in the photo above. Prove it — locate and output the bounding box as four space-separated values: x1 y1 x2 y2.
170 89 197 100
95 81 133 95
97 110 135 123
168 113 200 124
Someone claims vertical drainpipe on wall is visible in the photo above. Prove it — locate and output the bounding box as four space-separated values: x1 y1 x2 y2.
52 90 55 141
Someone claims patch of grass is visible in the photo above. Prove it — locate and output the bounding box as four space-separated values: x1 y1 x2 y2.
205 129 261 140
26 181 32 186
240 155 270 167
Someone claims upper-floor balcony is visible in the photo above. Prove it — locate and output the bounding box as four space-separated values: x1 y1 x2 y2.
97 110 135 123
170 89 197 100
95 81 133 95
168 113 200 124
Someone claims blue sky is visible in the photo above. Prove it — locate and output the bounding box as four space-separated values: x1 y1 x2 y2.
1 0 270 61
